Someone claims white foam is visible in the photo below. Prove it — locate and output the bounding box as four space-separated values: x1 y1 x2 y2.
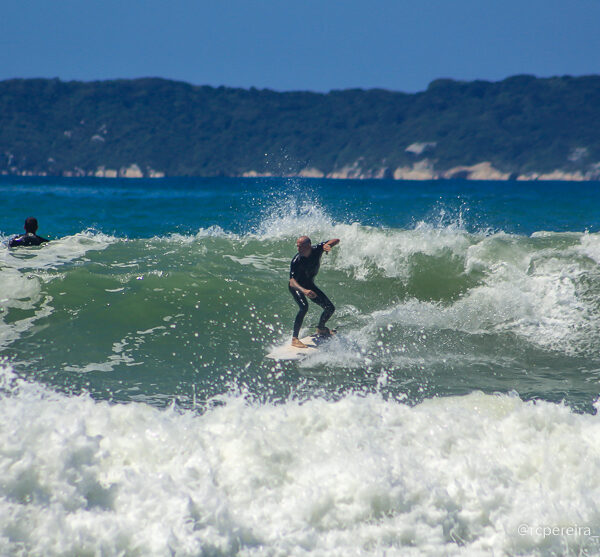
330 221 473 280
0 265 52 349
578 231 600 264
0 366 599 556
223 254 279 271
312 228 600 357
249 201 478 285
159 225 237 244
461 233 599 353
1 231 117 271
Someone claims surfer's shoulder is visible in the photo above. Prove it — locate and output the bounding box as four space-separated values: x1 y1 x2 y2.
8 234 26 248
8 233 49 248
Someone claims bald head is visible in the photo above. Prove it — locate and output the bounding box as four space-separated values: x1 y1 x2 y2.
296 236 312 256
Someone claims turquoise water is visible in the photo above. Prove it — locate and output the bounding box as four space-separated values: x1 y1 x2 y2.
2 176 600 555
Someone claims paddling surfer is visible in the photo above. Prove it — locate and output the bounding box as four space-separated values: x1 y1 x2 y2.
8 217 49 248
289 236 340 348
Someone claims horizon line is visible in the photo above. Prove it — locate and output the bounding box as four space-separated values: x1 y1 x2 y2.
1 72 599 95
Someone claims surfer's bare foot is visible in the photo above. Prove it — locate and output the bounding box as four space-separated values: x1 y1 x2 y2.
291 337 308 348
316 327 335 337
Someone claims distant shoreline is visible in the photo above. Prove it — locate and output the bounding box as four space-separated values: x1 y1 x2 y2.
0 162 596 182
2 75 600 180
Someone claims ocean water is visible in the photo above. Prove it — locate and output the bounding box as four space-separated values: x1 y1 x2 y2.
2 176 600 555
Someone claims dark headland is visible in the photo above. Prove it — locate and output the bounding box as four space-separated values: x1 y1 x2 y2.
1 75 600 181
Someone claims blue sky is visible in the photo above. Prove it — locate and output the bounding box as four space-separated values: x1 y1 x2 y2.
2 0 599 92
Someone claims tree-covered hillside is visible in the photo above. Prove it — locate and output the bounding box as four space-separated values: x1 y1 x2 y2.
1 75 599 178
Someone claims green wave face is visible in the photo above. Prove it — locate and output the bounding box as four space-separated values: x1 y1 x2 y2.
3 223 600 411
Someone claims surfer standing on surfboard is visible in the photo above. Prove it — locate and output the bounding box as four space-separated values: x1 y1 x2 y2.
289 236 340 348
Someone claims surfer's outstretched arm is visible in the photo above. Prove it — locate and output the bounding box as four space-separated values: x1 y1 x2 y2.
323 239 340 253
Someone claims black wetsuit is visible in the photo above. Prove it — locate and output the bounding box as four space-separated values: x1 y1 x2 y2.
289 242 335 338
8 233 49 248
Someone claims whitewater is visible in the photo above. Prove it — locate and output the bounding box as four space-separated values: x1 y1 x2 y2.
1 176 600 556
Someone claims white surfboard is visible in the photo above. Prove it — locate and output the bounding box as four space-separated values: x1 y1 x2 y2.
266 334 327 361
